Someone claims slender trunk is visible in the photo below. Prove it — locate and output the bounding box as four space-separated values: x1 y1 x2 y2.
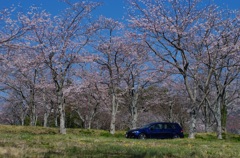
43 104 51 127
189 107 197 139
87 117 92 129
30 69 37 126
221 103 227 133
43 90 50 127
35 116 38 126
21 117 24 126
110 94 118 135
76 109 86 128
184 75 198 139
58 91 66 134
43 112 49 127
216 96 222 139
30 103 37 126
131 105 138 129
87 110 97 129
204 101 209 133
131 92 138 129
55 112 58 127
203 67 214 133
29 89 37 126
221 92 227 134
110 112 116 134
21 107 28 126
84 116 88 129
59 106 66 134
86 94 92 129
168 101 173 123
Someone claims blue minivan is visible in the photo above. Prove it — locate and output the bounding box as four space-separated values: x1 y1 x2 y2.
126 122 184 139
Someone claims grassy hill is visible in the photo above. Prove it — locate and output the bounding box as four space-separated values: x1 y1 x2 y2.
0 125 239 158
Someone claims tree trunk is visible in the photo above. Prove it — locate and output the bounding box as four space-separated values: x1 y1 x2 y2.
168 101 173 123
30 102 37 126
55 111 58 127
43 112 49 127
20 107 28 126
29 89 37 126
59 94 66 134
87 117 92 129
21 117 25 126
131 92 138 129
76 109 86 128
43 90 50 127
188 107 197 139
30 69 37 126
59 107 66 134
87 109 98 129
184 75 198 139
221 92 227 134
221 103 227 133
131 105 138 129
204 101 210 133
110 94 118 135
216 97 222 139
110 112 116 134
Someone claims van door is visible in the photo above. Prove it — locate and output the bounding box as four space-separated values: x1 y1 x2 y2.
163 123 175 138
149 123 164 139
150 123 165 139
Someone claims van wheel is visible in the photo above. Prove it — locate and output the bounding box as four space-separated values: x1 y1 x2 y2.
138 133 146 139
173 135 180 139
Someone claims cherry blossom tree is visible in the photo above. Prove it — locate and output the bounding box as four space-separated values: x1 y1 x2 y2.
197 10 240 138
0 37 45 126
64 64 109 129
0 7 32 99
93 17 132 134
25 1 100 134
122 44 150 129
211 16 240 134
0 7 30 47
0 92 29 125
121 36 168 129
128 0 239 139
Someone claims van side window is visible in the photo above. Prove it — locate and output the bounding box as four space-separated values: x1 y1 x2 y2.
158 123 163 129
164 124 175 129
150 124 163 130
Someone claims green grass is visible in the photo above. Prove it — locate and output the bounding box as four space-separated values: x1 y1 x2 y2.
0 125 239 157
